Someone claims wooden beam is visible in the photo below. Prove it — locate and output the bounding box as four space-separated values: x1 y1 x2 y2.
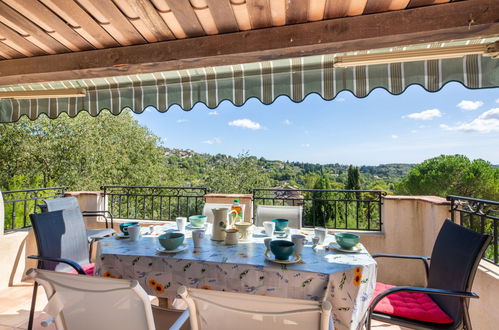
0 0 497 86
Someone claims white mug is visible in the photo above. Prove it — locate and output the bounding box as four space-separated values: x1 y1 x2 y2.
176 217 187 233
291 234 306 255
128 224 141 242
192 229 205 248
263 221 275 237
314 227 327 245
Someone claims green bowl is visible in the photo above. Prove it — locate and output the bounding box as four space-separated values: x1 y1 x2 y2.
270 240 295 260
272 218 289 232
334 232 360 250
119 221 139 235
158 232 185 250
189 215 207 228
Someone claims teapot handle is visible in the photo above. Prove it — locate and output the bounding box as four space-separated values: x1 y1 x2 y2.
228 209 237 227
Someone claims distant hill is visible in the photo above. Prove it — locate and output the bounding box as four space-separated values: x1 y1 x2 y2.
162 147 413 189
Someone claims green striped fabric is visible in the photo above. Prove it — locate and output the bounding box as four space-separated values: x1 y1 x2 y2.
0 53 497 123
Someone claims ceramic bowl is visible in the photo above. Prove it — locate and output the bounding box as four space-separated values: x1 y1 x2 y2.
158 232 185 250
119 221 139 235
272 218 289 231
334 232 360 250
270 240 295 260
189 215 207 228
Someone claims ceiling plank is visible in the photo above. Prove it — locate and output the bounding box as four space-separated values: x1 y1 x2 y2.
113 0 175 42
163 0 206 37
286 0 309 24
0 22 45 57
0 0 497 86
40 0 119 49
2 0 94 52
0 1 68 54
0 42 23 59
325 0 368 18
247 0 272 29
364 0 395 14
75 0 146 46
205 0 239 33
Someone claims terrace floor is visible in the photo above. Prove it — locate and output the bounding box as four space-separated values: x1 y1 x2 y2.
0 282 408 330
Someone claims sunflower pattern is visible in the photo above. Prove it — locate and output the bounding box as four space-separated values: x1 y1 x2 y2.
95 223 376 330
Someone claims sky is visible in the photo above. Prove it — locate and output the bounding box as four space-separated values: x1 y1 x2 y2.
133 83 499 166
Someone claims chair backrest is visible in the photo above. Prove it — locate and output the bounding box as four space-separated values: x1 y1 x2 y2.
178 286 331 330
202 203 246 223
44 196 81 212
427 219 492 324
27 268 155 330
30 209 90 272
255 205 303 228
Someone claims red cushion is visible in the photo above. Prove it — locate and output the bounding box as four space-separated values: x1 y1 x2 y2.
68 263 95 276
373 282 453 324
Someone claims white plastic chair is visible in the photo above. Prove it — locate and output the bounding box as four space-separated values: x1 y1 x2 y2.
170 286 332 330
202 203 246 223
27 268 156 330
255 205 303 228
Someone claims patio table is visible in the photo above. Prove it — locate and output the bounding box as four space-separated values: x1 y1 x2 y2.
95 223 376 330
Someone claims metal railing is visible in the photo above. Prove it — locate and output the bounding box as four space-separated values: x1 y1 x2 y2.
447 195 499 265
101 186 209 221
2 187 66 231
252 188 386 230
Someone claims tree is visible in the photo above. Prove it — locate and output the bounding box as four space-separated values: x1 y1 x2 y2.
346 165 361 190
396 154 499 200
0 111 182 191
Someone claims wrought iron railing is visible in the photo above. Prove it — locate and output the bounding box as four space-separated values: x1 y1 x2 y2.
101 186 209 221
252 188 386 230
2 187 66 231
447 195 499 265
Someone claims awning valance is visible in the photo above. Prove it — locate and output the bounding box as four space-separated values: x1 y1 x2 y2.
0 41 498 123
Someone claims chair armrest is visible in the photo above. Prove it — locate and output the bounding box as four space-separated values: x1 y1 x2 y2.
28 255 86 275
168 309 190 330
373 254 431 282
82 210 114 228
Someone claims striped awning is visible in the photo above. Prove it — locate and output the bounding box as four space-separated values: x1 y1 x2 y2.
0 41 498 123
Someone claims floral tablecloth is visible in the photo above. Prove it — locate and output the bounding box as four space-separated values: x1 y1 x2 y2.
95 223 376 330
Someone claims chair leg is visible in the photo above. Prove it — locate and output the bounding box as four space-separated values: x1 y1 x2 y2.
28 281 38 330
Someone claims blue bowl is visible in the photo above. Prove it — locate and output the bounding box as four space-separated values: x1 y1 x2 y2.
189 215 207 228
119 222 139 235
272 218 289 232
334 232 360 250
158 232 185 250
270 240 295 260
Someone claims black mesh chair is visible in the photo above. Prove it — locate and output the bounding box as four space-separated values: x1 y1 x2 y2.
41 196 115 243
366 219 491 329
27 209 94 330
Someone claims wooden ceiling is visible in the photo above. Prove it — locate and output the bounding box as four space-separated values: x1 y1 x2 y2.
0 0 463 60
0 0 497 87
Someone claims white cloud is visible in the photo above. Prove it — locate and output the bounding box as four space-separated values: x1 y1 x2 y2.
335 97 346 102
208 111 219 115
418 125 429 129
228 119 262 130
301 143 310 148
440 108 499 133
283 119 292 125
202 137 222 144
403 109 442 120
391 135 399 139
176 119 188 123
457 100 483 111
411 130 417 134
496 98 499 103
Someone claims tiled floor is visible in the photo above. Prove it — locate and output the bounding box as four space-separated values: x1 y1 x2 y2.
0 282 54 330
0 282 407 329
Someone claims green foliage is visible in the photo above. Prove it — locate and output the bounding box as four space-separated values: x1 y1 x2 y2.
396 155 499 200
346 165 361 190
